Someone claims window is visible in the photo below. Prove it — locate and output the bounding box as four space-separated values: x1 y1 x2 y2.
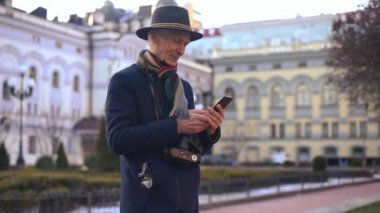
55 41 62 48
2 81 11 100
28 136 36 154
249 64 257 71
322 82 337 105
295 123 301 139
352 146 365 158
322 122 329 138
51 105 55 117
73 75 80 92
32 35 40 43
273 63 282 69
298 61 307 68
226 66 233 72
305 123 312 139
34 103 38 115
295 83 310 107
359 121 367 138
57 106 61 118
29 66 36 80
52 71 59 88
324 146 337 157
298 147 310 162
271 84 284 107
50 105 61 118
246 86 259 109
332 122 339 138
72 108 81 120
270 124 276 139
279 123 285 139
350 122 357 138
27 103 32 115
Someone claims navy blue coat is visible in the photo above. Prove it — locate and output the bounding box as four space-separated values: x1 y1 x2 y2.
105 64 220 213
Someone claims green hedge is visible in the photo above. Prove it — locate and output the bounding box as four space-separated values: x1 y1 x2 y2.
201 167 287 180
0 167 372 195
313 156 327 172
0 167 288 193
35 156 54 170
0 168 120 193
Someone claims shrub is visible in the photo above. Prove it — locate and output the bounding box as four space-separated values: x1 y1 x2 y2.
283 160 294 167
96 116 119 172
84 155 96 170
56 143 69 169
350 159 363 167
0 143 10 171
35 156 54 170
312 156 326 172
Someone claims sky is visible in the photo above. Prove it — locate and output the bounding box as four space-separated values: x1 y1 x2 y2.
12 0 369 28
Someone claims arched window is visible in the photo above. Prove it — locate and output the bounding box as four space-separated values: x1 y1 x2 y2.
298 147 311 162
270 84 284 107
322 82 337 105
52 71 59 88
29 66 36 81
73 75 80 92
295 83 310 107
224 87 235 109
246 86 259 109
324 146 337 157
351 146 365 158
2 81 11 100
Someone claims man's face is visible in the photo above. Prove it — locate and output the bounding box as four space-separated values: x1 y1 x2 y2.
150 29 191 66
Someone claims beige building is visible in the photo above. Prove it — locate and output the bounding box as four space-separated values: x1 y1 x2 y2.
191 15 380 167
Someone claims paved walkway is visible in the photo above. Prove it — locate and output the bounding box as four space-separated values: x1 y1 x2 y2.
200 181 380 213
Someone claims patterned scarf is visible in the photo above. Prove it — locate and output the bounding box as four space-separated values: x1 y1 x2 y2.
137 50 190 119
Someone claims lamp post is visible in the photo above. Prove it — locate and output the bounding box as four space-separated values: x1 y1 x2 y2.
8 66 34 167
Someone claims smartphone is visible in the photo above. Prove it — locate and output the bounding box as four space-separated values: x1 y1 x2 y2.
213 96 233 110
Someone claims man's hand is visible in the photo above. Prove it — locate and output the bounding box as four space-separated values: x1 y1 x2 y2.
204 104 225 135
176 109 209 134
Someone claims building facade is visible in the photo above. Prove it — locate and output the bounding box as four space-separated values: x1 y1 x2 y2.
0 0 212 166
187 15 380 166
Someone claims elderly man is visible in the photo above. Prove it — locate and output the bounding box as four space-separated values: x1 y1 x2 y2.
105 5 225 213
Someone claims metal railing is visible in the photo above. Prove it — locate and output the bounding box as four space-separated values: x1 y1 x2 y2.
0 171 376 212
198 171 376 205
0 188 119 213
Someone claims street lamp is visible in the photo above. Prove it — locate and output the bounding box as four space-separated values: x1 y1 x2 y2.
7 66 35 167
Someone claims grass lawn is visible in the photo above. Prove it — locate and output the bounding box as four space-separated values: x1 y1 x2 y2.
346 200 380 213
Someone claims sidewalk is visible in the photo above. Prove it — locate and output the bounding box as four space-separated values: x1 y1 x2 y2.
200 181 380 213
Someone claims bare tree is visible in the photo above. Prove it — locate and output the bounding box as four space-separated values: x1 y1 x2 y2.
33 110 69 156
0 102 15 145
328 0 380 110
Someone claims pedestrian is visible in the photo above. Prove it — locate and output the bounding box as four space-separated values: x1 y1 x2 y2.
105 5 225 213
